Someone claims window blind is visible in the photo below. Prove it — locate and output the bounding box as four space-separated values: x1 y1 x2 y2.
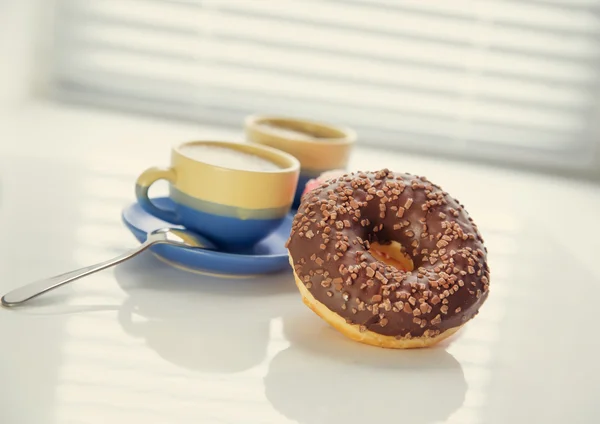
49 0 600 170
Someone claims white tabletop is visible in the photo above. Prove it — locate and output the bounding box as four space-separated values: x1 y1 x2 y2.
1 101 599 424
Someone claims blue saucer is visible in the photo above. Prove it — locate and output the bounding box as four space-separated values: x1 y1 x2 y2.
121 197 293 277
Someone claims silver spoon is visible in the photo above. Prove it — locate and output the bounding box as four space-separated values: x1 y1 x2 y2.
1 228 215 307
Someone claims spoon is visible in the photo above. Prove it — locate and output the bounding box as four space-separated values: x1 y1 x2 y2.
1 228 215 307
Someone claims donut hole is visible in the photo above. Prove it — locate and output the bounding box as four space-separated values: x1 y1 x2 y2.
369 241 414 272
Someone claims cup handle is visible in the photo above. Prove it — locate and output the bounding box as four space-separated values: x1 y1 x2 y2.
135 166 180 223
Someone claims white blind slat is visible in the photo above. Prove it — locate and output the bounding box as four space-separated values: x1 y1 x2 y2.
343 0 600 28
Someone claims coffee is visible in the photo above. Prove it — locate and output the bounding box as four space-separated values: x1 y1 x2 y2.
179 144 281 172
256 123 320 141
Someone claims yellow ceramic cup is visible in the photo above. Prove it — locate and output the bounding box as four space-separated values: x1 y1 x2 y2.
244 115 356 208
135 141 300 250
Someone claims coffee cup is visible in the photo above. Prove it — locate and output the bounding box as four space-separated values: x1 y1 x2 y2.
244 115 356 208
135 141 300 250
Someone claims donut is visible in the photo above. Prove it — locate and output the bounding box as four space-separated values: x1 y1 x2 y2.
302 169 346 197
286 169 490 349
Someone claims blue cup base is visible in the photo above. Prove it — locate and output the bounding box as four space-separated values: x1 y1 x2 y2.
137 197 287 253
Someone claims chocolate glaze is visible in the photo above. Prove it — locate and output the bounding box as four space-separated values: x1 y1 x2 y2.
286 169 490 339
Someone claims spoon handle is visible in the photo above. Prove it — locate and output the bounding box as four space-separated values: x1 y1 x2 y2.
1 241 153 307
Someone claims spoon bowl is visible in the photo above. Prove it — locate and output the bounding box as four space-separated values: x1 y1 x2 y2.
148 228 217 250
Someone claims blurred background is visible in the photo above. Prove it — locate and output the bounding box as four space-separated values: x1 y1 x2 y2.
1 0 599 179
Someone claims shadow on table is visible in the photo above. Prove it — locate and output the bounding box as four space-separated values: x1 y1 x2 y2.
264 311 467 424
113 252 297 373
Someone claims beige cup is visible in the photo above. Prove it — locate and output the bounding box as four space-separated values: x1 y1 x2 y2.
135 140 300 249
244 115 356 207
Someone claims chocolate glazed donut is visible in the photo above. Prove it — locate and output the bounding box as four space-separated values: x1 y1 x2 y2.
286 169 490 348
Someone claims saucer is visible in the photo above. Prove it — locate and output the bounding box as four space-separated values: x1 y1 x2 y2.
121 197 293 277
